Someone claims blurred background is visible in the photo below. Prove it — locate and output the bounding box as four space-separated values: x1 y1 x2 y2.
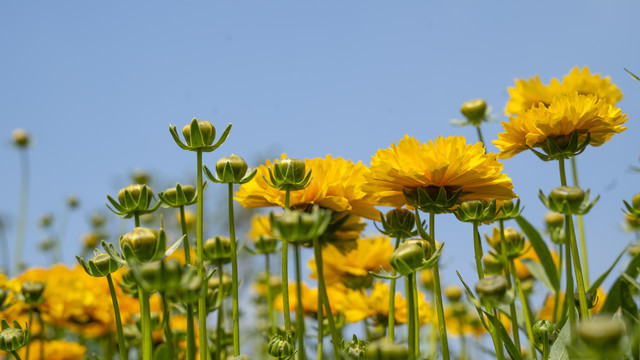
1 1 639 356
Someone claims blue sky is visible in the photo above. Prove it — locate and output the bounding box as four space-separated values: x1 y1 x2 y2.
1 0 639 353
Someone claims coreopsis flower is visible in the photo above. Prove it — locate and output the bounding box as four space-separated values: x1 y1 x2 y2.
308 235 394 289
505 75 562 116
15 340 85 360
338 282 432 326
494 93 628 159
443 306 486 338
235 154 380 220
274 283 345 316
364 135 516 210
559 66 623 105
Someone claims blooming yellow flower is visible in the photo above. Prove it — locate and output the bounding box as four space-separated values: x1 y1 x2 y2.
494 93 628 159
308 235 394 288
338 282 432 326
247 213 273 240
560 66 623 105
14 340 85 360
235 154 381 220
274 282 345 316
505 75 561 115
364 135 516 209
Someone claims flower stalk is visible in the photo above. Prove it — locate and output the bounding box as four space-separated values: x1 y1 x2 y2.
312 236 341 360
106 273 128 360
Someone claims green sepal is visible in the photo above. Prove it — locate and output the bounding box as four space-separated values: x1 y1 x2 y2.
203 163 257 184
101 240 128 267
403 186 462 214
369 267 402 280
265 164 312 192
158 182 202 208
76 249 123 278
528 131 591 161
624 68 640 82
539 188 599 216
623 199 640 218
169 120 231 153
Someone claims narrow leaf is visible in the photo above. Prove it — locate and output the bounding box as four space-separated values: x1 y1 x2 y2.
516 216 559 291
549 320 571 360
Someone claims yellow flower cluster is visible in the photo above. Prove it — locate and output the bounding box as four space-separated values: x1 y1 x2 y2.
15 340 86 360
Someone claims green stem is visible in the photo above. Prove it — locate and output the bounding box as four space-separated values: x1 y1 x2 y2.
570 157 589 287
282 190 292 334
134 214 140 228
138 286 152 360
11 351 22 360
265 252 275 333
312 237 341 360
26 307 33 360
428 211 450 360
499 220 520 351
510 258 536 357
475 126 485 147
178 205 196 360
564 220 576 332
413 273 420 357
388 237 402 341
473 222 485 280
407 273 416 360
542 334 550 360
196 150 209 359
107 274 128 360
316 282 324 360
38 311 44 360
552 244 563 325
216 263 224 360
161 294 176 359
294 244 305 359
14 150 29 275
459 318 467 360
227 184 241 356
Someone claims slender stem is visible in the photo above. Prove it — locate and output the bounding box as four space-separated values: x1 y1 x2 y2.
227 184 241 356
294 244 305 359
282 190 292 334
178 205 196 360
138 286 152 360
499 220 520 351
11 351 22 360
552 244 563 325
407 273 416 360
388 237 402 341
38 312 44 360
316 283 324 360
542 334 550 360
14 150 29 275
413 274 420 357
161 294 176 359
570 157 589 287
216 263 224 360
428 211 450 360
459 318 467 360
510 258 536 357
429 300 437 360
472 222 485 279
564 221 576 332
196 150 209 359
26 307 33 360
312 237 341 360
475 126 485 147
265 252 275 332
107 274 128 360
134 214 140 228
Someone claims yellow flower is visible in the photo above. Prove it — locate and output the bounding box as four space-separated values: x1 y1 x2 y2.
538 287 606 321
494 93 628 159
308 235 394 288
247 213 273 240
560 66 623 105
513 243 560 280
235 154 381 220
505 75 561 115
13 340 85 360
274 282 345 316
364 135 516 209
339 282 432 326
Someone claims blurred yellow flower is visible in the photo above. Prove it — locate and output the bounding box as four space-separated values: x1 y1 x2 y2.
494 93 628 159
538 287 606 321
275 282 345 316
14 340 85 360
364 135 516 209
247 213 273 240
236 154 381 220
308 235 394 288
338 282 433 326
513 244 560 280
443 306 486 338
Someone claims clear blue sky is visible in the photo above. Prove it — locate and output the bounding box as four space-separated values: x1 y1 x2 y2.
1 0 639 350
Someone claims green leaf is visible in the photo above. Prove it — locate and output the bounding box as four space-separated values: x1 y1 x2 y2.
522 258 556 293
601 248 640 313
484 310 523 360
515 216 559 291
549 320 571 360
625 68 640 82
588 244 628 294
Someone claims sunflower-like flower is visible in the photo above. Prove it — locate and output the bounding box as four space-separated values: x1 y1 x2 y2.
560 66 623 105
364 135 516 210
235 154 381 220
505 75 562 115
338 282 433 326
494 93 628 159
308 235 394 289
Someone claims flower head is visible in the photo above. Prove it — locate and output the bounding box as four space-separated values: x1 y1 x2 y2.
494 93 628 159
236 154 381 220
505 75 561 115
364 135 516 210
560 66 623 105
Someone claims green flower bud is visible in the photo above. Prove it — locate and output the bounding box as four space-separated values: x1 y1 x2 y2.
108 184 160 219
366 338 408 360
217 154 248 181
208 273 233 295
66 195 80 209
389 243 424 276
577 316 625 354
266 157 312 191
533 320 553 344
544 212 564 229
445 285 463 303
455 199 497 223
0 319 28 352
271 207 331 244
138 259 181 292
161 184 196 206
482 253 503 275
574 291 599 310
131 169 151 185
276 158 305 182
632 193 640 210
342 334 367 360
626 214 640 231
182 120 215 147
460 99 487 126
38 214 53 228
21 281 45 306
203 236 232 264
11 129 30 148
81 232 101 249
405 238 432 259
550 186 585 212
120 227 160 263
475 276 507 302
377 208 417 239
90 213 107 228
450 302 467 318
267 333 295 358
253 235 278 254
76 251 123 278
402 185 462 214
118 184 153 206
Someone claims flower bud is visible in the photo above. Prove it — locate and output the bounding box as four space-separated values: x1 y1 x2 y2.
544 212 564 229
625 214 640 230
378 208 416 239
449 302 467 318
482 253 503 275
445 285 463 302
11 129 30 148
271 207 331 244
550 186 586 213
203 236 232 264
405 238 432 259
90 213 107 228
120 227 160 262
533 320 553 344
81 232 101 249
475 276 507 301
216 154 248 183
253 235 278 254
39 214 53 228
389 243 424 276
267 333 294 358
182 120 215 146
460 99 487 126
276 158 306 182
162 184 196 205
117 184 154 206
455 199 497 222
632 193 640 211
0 319 28 352
209 273 233 295
366 338 408 360
577 316 625 354
93 253 115 275
342 334 367 359
574 291 599 310
21 281 45 306
66 195 80 209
